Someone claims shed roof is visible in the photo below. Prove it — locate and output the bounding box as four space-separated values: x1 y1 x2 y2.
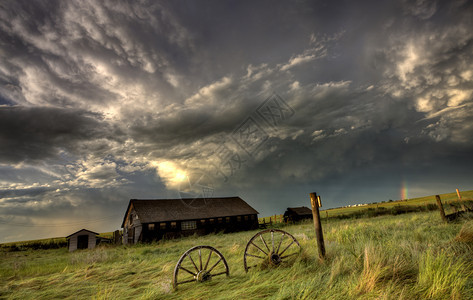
121 197 259 227
286 206 313 216
66 229 99 239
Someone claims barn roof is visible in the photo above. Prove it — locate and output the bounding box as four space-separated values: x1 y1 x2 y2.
286 206 313 216
66 228 99 238
121 197 259 227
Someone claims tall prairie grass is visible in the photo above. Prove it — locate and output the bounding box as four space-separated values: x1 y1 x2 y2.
1 211 472 299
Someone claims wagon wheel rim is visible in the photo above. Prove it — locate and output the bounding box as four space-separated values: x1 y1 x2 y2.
243 229 301 272
172 245 230 290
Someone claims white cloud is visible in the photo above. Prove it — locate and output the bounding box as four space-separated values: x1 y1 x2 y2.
416 97 433 113
280 45 326 71
290 81 300 90
461 70 472 81
396 42 425 88
184 76 233 107
447 89 471 107
312 130 326 141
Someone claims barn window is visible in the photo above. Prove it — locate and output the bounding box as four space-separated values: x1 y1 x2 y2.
251 215 255 220
170 222 177 229
244 216 249 221
181 221 197 230
160 223 166 230
237 216 242 222
200 219 206 224
225 217 230 223
218 218 223 223
209 219 215 224
148 224 155 230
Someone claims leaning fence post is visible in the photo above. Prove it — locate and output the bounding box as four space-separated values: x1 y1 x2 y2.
310 192 326 259
435 195 447 222
456 188 467 211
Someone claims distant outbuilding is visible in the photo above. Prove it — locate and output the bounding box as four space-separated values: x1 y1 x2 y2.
283 206 313 223
66 229 99 252
121 197 259 244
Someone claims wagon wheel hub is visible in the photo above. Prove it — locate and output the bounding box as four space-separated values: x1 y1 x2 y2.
269 252 282 265
196 270 211 282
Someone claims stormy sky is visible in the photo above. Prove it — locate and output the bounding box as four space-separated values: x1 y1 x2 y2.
1 0 473 243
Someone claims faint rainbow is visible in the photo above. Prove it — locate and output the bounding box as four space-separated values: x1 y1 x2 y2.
401 179 408 200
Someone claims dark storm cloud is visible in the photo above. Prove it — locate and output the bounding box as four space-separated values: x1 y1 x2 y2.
0 186 54 199
0 0 197 111
0 106 109 163
1 0 473 242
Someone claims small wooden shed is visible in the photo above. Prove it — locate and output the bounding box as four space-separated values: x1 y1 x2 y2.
283 206 313 223
66 229 99 252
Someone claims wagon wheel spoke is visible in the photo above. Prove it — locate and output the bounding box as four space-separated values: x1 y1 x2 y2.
188 253 200 273
198 249 203 270
179 266 197 276
243 229 301 272
173 245 230 290
276 232 285 254
280 252 299 260
204 249 212 270
279 240 295 256
250 241 268 256
207 258 222 273
175 278 196 286
259 234 270 252
246 253 265 260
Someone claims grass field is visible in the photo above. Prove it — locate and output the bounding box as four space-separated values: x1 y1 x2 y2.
257 190 473 224
1 209 473 299
319 190 473 219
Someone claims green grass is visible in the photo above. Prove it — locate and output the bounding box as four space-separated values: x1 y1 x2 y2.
320 190 473 219
1 211 473 299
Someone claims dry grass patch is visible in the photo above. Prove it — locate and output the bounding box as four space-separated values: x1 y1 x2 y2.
455 221 473 243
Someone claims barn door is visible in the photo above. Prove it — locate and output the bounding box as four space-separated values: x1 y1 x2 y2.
77 235 89 249
128 227 135 244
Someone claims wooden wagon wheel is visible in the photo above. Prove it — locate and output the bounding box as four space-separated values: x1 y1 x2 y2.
172 245 229 290
243 229 301 272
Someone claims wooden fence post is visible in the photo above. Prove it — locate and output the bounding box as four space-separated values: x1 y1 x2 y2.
456 188 467 211
435 195 447 222
310 192 325 259
113 230 121 244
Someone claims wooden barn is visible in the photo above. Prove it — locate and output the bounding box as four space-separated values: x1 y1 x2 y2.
283 206 313 223
121 197 259 244
66 229 99 252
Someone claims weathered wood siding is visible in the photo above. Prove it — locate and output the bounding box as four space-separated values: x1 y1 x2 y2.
139 214 259 243
123 207 143 244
